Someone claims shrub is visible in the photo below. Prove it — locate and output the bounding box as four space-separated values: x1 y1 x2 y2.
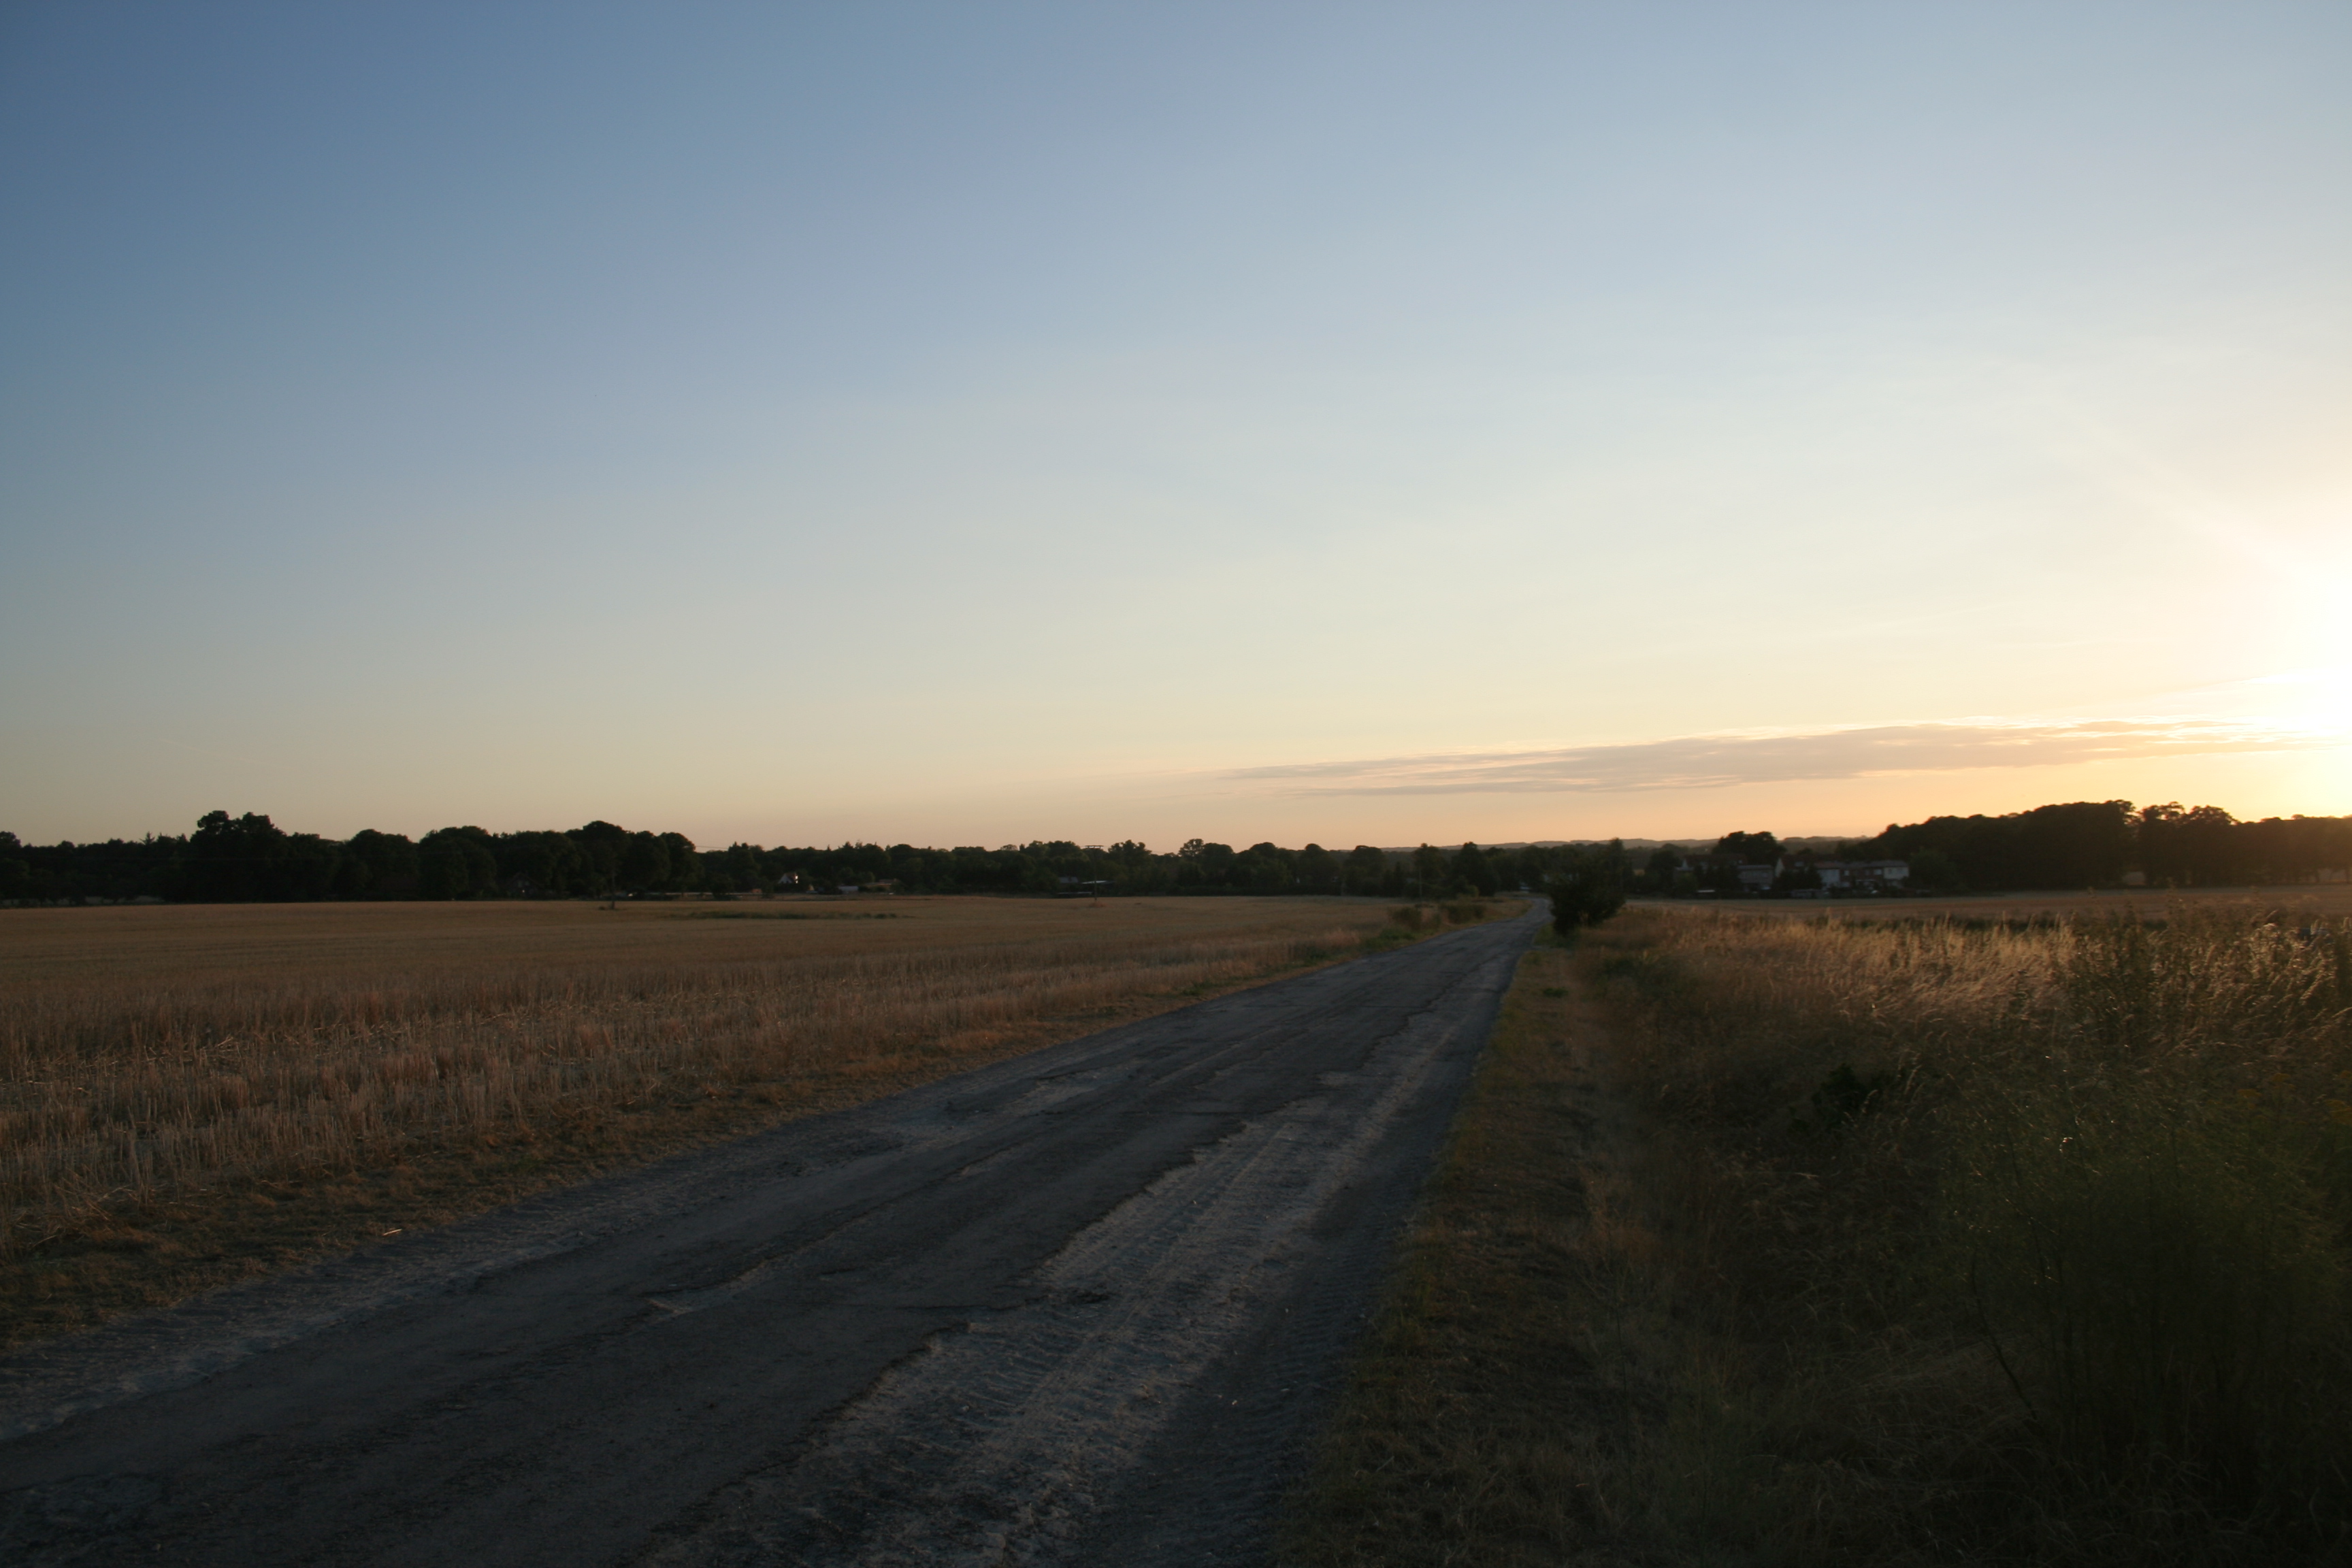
1587 902 2352 1560
1546 849 1625 934
1950 1074 2352 1516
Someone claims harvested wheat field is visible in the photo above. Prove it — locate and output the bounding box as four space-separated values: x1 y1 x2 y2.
0 894 1435 1350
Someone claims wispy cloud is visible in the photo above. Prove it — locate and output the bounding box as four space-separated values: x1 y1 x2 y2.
1226 719 2342 797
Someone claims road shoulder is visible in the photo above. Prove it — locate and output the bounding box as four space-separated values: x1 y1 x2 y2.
1273 933 1661 1567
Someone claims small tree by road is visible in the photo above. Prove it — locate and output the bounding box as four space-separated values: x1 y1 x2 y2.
1547 841 1627 934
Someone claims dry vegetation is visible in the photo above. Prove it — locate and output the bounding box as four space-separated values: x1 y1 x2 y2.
1277 934 1642 1567
1286 900 2352 1567
0 895 1497 1350
1657 883 2352 925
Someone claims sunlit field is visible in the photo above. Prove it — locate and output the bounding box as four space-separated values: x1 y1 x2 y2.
1639 884 2352 923
0 896 1471 1348
1290 901 2352 1566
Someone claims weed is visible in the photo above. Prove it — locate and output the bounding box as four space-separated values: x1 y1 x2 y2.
1606 903 2352 1561
1595 948 1686 1005
1294 900 2352 1565
1794 1061 1897 1136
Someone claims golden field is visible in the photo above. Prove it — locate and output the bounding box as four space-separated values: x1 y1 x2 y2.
1 895 1441 1348
1636 883 2352 922
1289 901 2352 1566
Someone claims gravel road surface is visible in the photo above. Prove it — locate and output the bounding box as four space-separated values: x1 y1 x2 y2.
0 909 1535 1566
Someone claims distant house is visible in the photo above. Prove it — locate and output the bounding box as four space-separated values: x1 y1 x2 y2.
1814 860 1910 891
1675 853 1778 894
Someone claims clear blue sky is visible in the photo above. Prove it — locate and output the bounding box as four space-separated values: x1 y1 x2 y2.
5 2 2347 849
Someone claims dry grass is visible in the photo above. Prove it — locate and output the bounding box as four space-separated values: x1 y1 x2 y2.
0 896 1477 1350
1287 902 2352 1567
1642 884 2352 924
1588 905 2352 1564
1277 935 1651 1567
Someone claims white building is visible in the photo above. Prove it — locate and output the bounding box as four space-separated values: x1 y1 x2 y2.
1814 860 1910 891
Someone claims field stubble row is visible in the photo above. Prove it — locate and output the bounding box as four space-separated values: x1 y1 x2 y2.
0 896 1483 1348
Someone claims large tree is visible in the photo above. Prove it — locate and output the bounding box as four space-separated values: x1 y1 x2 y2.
173 811 336 902
419 826 498 899
1450 842 1497 897
1714 830 1782 863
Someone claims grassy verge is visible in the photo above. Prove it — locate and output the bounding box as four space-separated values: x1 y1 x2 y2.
1277 932 1650 1567
1284 904 2352 1567
1 897 1513 1352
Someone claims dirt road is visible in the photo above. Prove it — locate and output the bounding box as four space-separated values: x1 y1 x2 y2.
0 909 1536 1566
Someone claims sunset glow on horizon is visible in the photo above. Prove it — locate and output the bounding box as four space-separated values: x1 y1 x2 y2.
3 3 2347 851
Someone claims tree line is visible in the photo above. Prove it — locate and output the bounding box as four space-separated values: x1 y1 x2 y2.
1866 800 2352 891
1639 800 2352 894
0 812 1603 905
7 800 2344 906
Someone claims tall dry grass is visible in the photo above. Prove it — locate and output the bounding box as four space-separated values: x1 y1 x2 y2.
1584 904 2352 1565
0 900 1407 1267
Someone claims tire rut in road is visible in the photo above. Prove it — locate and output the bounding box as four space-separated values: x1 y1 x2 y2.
640 955 1512 1567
